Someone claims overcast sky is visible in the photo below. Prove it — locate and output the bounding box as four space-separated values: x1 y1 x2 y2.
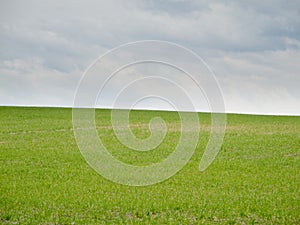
0 0 299 115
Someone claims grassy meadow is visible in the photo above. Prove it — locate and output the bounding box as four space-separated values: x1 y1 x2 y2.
0 106 299 224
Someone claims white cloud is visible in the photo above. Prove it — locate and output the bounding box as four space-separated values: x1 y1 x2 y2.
0 58 81 106
0 0 299 115
207 49 300 115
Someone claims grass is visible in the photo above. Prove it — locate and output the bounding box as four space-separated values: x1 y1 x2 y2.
0 106 299 224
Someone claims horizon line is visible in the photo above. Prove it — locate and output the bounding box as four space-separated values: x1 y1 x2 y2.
0 104 299 117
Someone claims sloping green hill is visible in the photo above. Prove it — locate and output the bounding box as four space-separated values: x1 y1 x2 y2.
0 107 299 224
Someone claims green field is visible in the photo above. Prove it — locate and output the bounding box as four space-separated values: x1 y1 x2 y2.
0 106 299 224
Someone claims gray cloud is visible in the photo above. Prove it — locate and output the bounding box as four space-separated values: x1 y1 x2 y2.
0 0 299 115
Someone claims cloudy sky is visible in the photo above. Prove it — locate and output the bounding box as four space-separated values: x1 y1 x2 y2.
0 0 300 115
